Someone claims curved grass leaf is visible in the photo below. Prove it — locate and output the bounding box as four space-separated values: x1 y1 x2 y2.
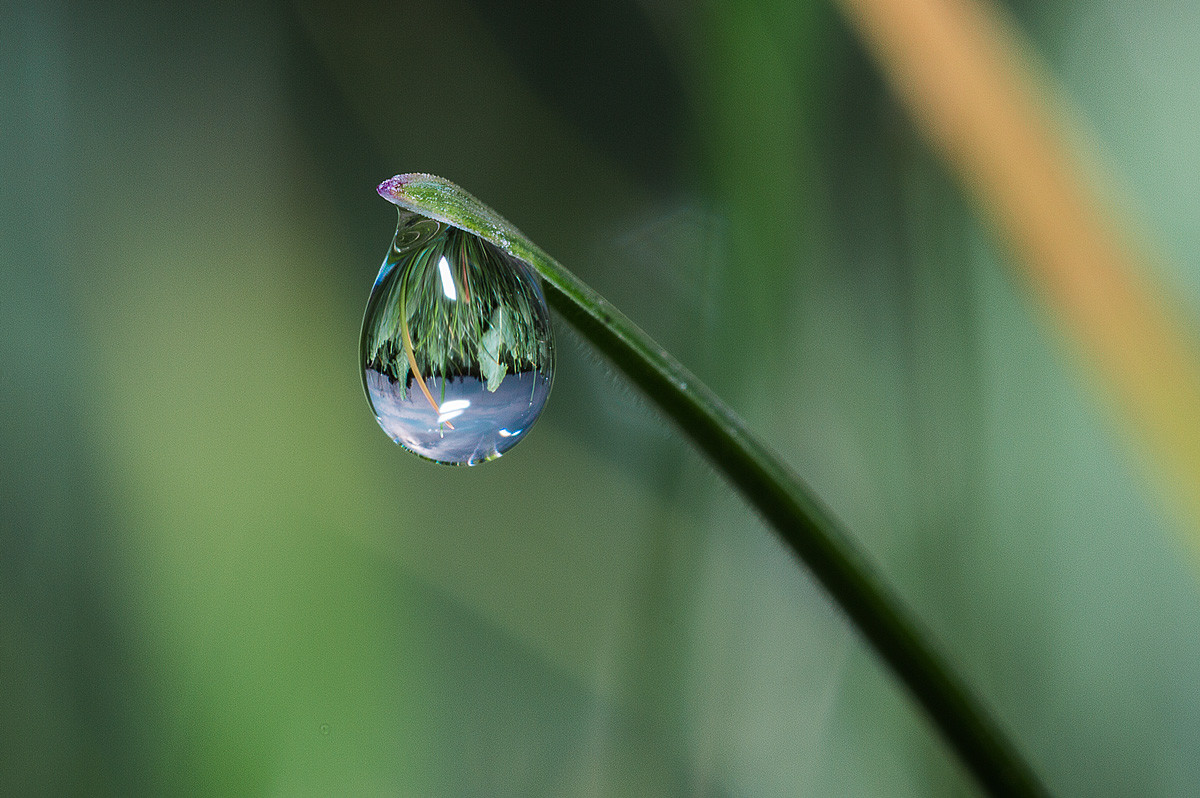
377 173 1051 798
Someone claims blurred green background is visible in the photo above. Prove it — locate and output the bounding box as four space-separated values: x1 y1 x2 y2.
4 0 1200 795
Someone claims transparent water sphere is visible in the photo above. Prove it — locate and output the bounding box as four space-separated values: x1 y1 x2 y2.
360 210 554 465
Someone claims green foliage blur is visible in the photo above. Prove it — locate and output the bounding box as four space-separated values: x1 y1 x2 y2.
4 0 1200 795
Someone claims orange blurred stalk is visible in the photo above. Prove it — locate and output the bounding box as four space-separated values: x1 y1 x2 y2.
835 0 1200 536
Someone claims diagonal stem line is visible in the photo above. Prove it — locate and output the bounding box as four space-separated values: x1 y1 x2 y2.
536 258 1050 798
833 0 1200 537
378 173 1050 797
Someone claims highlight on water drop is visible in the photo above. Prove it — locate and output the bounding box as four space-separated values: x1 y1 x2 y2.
359 192 555 466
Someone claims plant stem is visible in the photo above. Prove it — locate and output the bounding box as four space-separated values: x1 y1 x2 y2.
378 173 1051 798
834 0 1200 539
541 261 1048 798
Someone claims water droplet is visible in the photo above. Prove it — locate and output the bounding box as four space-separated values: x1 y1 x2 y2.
360 210 554 465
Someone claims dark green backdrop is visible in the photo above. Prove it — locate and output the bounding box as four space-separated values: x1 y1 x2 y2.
3 1 1199 795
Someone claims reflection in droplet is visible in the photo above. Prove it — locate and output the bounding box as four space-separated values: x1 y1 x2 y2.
436 255 457 301
360 209 554 465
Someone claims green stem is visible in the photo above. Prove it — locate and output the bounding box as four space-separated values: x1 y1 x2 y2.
541 258 1047 798
377 174 1051 798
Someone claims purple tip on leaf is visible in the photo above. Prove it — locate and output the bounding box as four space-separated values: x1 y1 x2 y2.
378 173 443 203
377 174 409 200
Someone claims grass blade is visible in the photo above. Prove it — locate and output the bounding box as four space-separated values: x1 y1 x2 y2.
379 173 1051 797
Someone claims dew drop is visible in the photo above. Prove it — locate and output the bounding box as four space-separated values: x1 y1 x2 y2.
360 209 554 465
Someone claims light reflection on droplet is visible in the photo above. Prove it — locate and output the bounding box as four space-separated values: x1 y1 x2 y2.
436 255 457 301
359 210 554 465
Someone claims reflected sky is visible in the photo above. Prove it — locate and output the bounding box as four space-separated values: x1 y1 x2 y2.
364 369 551 465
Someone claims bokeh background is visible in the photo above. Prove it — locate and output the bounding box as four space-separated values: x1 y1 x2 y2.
5 0 1200 795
